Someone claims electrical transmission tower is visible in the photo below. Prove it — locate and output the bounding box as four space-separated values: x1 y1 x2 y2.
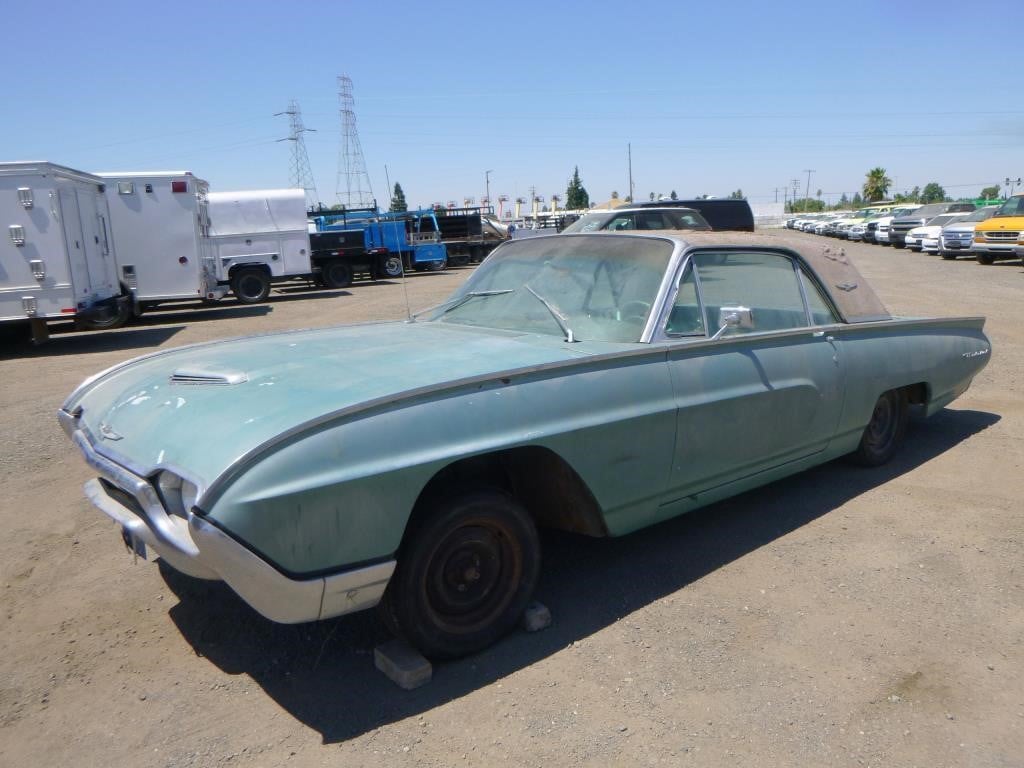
275 100 319 209
335 75 374 208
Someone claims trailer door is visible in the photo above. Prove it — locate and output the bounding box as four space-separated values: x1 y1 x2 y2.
59 188 95 303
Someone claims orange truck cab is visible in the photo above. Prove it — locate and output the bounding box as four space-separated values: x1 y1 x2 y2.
973 194 1024 264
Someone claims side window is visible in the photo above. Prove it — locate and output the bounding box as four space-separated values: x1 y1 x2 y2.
801 270 839 325
692 251 809 334
666 264 705 336
605 215 635 231
636 212 666 230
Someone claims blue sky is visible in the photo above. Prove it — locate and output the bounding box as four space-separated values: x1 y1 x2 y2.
4 0 1022 209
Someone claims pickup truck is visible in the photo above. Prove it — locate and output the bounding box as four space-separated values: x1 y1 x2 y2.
888 202 976 249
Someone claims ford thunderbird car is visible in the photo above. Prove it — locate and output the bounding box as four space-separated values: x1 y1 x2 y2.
60 233 991 659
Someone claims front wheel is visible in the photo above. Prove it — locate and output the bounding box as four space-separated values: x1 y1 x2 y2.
380 491 540 660
975 252 995 265
231 268 271 304
851 389 908 466
940 251 956 260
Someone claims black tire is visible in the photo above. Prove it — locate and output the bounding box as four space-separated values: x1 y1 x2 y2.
940 251 956 260
79 296 132 330
851 389 908 466
891 241 905 249
321 260 353 289
380 491 540 660
381 254 404 278
231 268 271 304
975 252 995 265
427 256 448 272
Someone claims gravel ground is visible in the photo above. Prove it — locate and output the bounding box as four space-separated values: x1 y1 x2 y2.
0 240 1021 768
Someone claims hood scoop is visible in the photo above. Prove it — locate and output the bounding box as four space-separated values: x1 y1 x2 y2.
170 368 248 386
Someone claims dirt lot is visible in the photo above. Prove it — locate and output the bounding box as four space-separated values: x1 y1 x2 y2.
1 240 1021 768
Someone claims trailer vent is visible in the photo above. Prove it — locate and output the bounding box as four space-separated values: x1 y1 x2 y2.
21 296 38 316
17 187 33 208
9 225 25 246
145 184 153 193
170 369 248 386
29 260 45 280
117 181 134 195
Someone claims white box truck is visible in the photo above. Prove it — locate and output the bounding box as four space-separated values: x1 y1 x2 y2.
98 171 227 313
206 188 312 302
1 161 128 342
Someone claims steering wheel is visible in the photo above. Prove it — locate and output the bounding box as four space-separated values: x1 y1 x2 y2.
620 300 652 322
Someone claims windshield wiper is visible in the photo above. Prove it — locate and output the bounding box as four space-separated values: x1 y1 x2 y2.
524 284 578 343
408 289 514 322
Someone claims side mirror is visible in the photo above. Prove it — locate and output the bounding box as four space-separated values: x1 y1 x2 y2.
711 305 753 340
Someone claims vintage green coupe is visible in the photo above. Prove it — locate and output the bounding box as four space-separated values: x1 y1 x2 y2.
60 233 991 658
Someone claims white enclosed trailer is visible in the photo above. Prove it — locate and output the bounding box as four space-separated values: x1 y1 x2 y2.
206 189 314 303
97 171 226 311
0 161 127 341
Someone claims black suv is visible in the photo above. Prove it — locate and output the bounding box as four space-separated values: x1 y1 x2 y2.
637 198 755 231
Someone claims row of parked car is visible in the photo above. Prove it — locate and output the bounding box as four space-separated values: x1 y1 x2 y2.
785 195 1024 264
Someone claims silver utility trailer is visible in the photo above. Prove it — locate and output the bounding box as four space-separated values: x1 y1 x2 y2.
98 171 227 313
0 161 127 342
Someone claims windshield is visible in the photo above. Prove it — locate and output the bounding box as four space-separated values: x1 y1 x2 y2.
925 214 962 227
963 207 999 222
994 196 1024 218
561 212 615 233
426 235 673 342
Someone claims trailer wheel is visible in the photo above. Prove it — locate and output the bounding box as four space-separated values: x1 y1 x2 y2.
321 260 353 289
79 297 132 331
231 268 271 304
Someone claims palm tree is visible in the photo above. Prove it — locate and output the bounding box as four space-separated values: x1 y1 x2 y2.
863 167 893 202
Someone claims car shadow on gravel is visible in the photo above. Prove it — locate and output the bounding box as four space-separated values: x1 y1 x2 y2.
0 326 186 359
161 406 998 743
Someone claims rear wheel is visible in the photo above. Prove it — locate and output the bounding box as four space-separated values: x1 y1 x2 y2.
380 491 540 659
231 268 271 304
321 260 353 289
78 297 132 330
851 389 908 466
381 254 404 278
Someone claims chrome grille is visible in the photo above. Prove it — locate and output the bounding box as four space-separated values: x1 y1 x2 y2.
979 230 1019 241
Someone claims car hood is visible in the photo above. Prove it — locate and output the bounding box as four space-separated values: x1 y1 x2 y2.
908 226 942 236
64 322 618 488
942 223 978 234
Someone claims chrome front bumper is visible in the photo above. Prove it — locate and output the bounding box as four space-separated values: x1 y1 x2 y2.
61 410 395 624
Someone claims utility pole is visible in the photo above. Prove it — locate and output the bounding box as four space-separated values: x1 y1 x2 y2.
628 143 634 203
485 170 493 210
791 178 801 210
1006 176 1022 196
803 169 815 212
275 100 318 209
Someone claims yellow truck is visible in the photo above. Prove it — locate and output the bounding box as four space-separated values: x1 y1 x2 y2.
973 193 1024 264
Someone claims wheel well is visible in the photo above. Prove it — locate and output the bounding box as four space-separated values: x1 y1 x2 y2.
228 263 272 280
900 382 928 406
412 447 608 538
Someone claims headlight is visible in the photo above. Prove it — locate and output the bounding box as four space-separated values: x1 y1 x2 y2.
156 471 200 517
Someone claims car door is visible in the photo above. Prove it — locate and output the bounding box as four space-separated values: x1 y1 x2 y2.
660 249 845 506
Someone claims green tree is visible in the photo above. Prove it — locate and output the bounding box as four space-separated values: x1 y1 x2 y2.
980 185 1000 200
862 167 892 202
838 193 850 208
728 189 744 199
790 197 824 212
565 167 590 209
920 182 946 203
670 190 678 200
851 192 863 207
649 192 656 201
611 190 619 199
389 183 407 212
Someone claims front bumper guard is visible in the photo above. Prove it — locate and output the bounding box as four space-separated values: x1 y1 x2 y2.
64 414 394 624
